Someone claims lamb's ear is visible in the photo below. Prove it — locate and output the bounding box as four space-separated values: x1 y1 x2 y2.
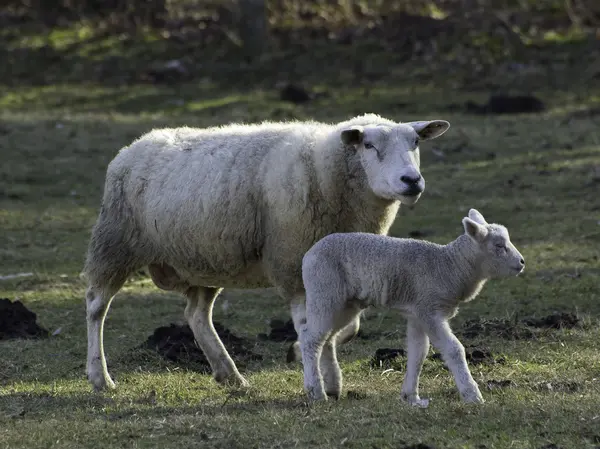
407 120 450 140
340 126 364 145
468 208 488 225
463 217 488 242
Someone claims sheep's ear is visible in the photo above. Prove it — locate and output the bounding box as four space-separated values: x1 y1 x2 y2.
468 208 488 225
463 217 488 242
407 120 450 140
341 126 364 145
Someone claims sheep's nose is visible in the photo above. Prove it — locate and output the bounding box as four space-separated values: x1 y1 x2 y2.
401 174 422 186
519 258 525 266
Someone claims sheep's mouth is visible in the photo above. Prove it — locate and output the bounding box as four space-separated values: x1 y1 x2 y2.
398 191 422 205
513 266 525 275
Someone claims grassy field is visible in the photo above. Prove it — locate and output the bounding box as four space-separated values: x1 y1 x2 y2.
1 16 600 449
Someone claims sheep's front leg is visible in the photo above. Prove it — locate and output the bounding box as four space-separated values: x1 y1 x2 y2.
400 318 430 407
418 315 483 403
185 286 248 387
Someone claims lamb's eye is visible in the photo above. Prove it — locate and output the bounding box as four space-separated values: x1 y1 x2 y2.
364 142 375 150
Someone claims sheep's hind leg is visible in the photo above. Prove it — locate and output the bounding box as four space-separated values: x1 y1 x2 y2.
86 280 127 391
185 286 248 387
400 318 430 407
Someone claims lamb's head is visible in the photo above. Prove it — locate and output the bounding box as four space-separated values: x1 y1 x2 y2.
462 209 525 278
341 120 450 205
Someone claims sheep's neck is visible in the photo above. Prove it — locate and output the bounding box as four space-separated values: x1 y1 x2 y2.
442 235 488 304
337 150 400 234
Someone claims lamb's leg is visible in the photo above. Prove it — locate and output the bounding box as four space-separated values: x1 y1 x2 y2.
336 313 362 345
86 282 124 391
400 318 430 407
298 324 330 401
185 286 248 387
320 338 342 399
287 301 361 359
418 315 483 403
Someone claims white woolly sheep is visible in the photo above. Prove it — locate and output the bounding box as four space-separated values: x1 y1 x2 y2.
84 114 450 391
298 209 525 404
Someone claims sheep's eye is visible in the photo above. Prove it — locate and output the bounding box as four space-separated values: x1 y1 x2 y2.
414 137 420 147
495 243 506 250
364 142 375 150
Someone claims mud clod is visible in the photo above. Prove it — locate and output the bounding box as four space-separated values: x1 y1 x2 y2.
346 390 368 400
533 381 581 393
523 312 580 329
486 379 516 390
460 318 535 340
258 318 298 342
431 346 504 365
142 323 261 370
0 298 48 340
371 347 406 368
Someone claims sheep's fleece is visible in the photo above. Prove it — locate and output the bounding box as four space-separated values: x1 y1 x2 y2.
83 113 450 390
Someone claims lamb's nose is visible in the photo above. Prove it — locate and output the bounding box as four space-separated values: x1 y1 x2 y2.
520 258 525 266
401 174 421 186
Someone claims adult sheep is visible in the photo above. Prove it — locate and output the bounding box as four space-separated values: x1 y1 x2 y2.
84 113 450 391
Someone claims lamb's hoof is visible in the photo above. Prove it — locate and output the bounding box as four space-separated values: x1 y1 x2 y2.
306 387 327 402
400 392 429 408
326 391 341 400
462 395 485 404
460 389 485 404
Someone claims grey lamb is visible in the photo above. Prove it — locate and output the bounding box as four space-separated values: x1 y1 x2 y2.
298 209 525 405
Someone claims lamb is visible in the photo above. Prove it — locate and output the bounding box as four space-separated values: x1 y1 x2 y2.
83 114 451 391
298 209 525 404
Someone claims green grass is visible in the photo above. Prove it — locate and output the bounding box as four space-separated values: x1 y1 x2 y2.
1 18 600 449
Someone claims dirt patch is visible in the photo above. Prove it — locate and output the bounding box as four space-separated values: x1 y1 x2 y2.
523 312 580 329
486 379 516 390
258 318 297 342
532 381 582 393
346 390 368 400
279 83 312 104
370 347 406 368
460 318 535 340
0 298 48 340
431 346 504 366
460 312 581 340
465 94 545 114
400 444 437 449
407 229 435 239
142 323 262 371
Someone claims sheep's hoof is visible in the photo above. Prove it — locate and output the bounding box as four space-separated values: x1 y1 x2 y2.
88 374 116 392
215 372 250 388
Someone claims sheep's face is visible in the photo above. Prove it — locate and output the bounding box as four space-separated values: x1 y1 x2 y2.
462 209 525 278
341 120 450 204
